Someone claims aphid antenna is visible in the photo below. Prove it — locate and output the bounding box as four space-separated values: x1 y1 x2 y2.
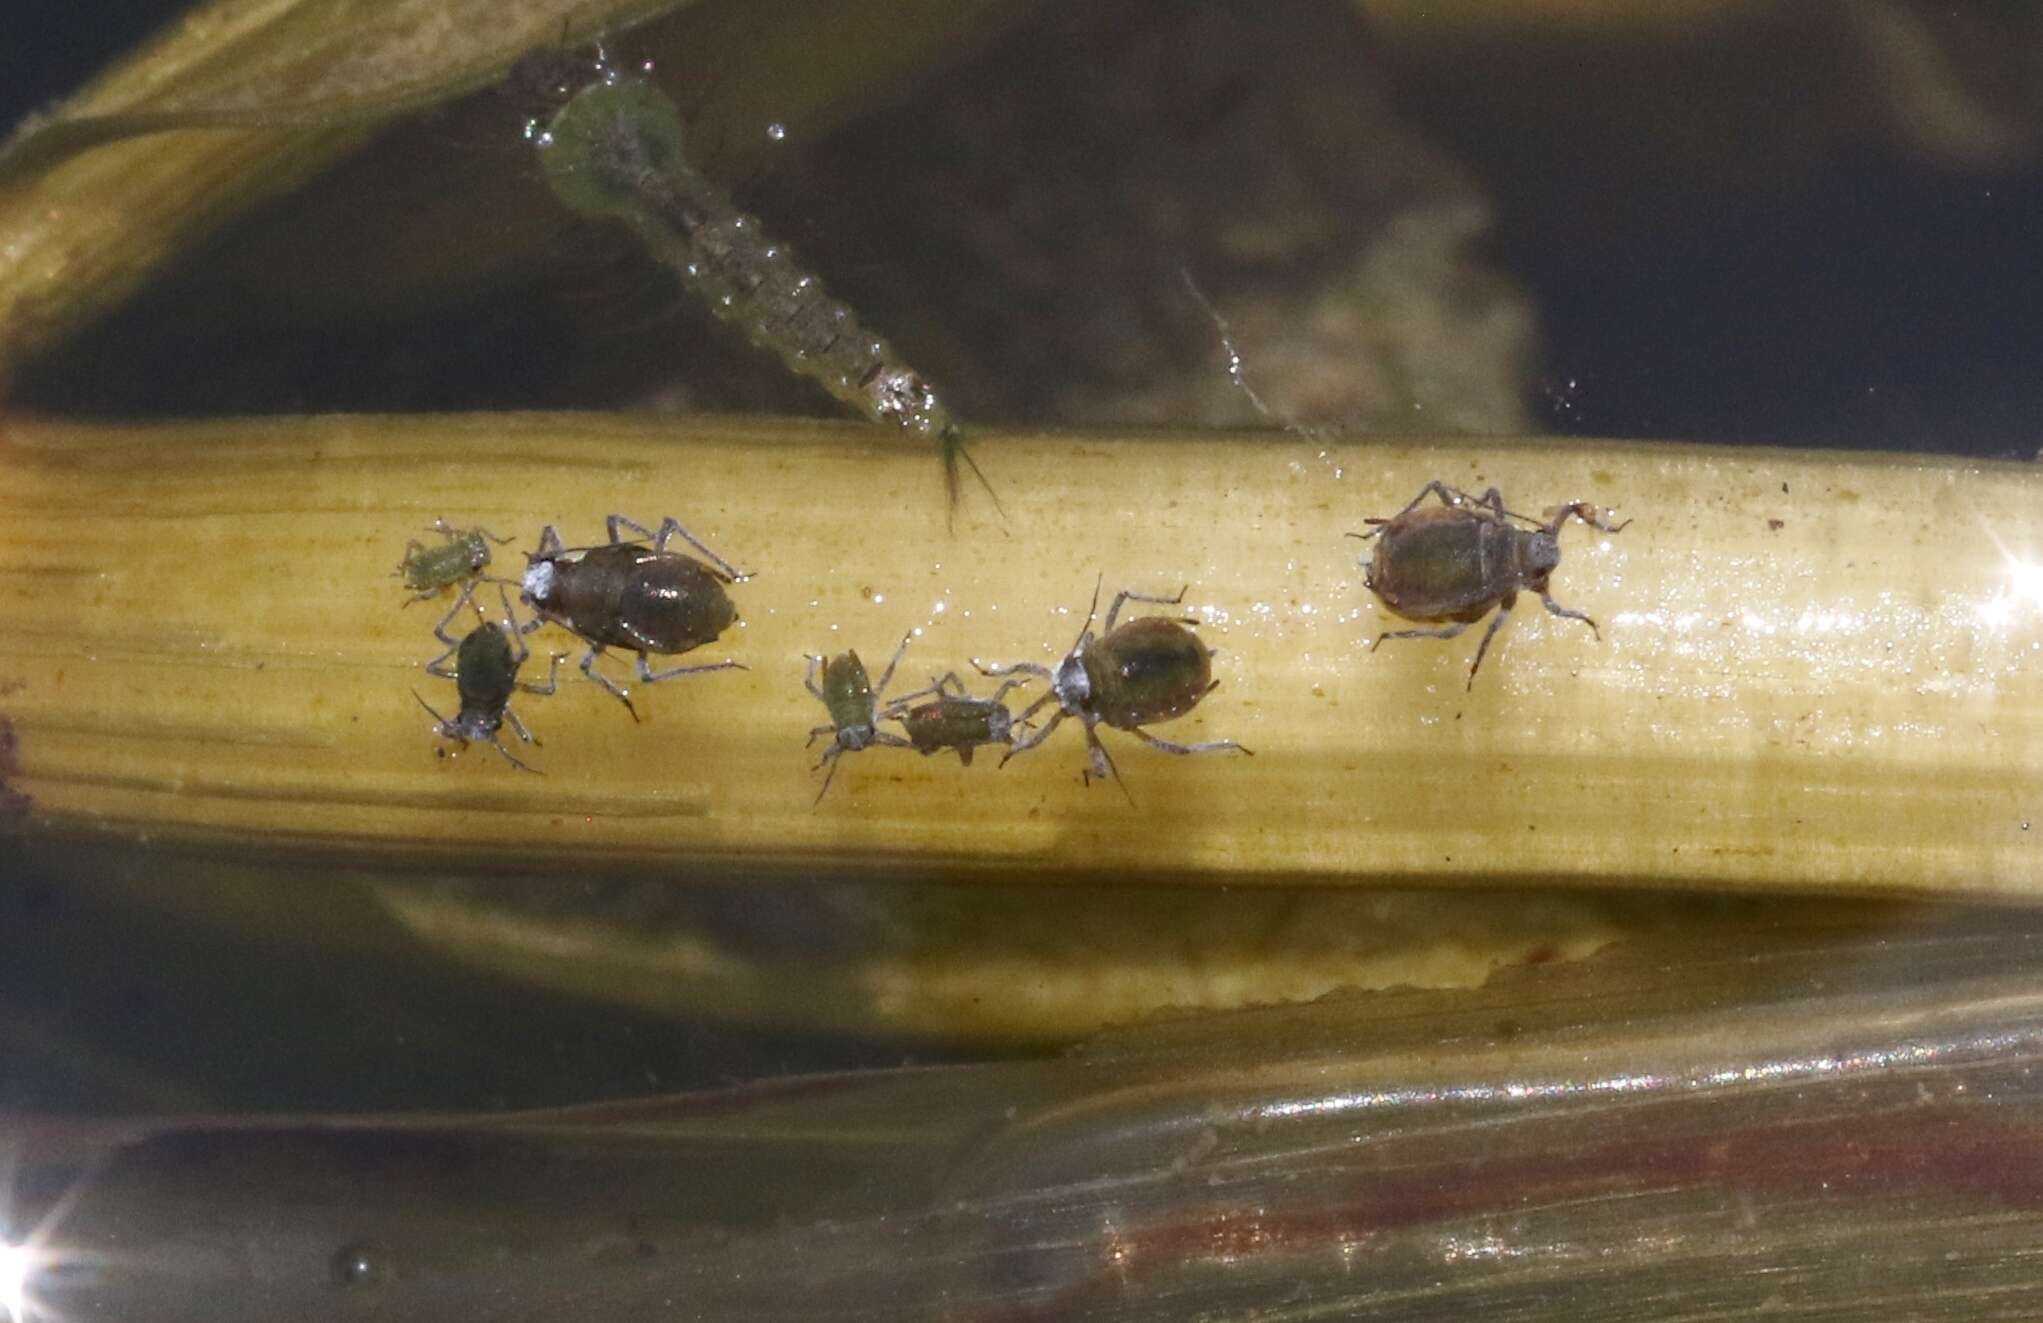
1069 574 1107 654
871 632 915 697
812 751 843 806
411 690 455 736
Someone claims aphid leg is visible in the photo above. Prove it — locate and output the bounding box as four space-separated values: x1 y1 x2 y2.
532 525 565 559
806 723 835 750
1103 584 1190 634
475 525 515 546
519 652 567 697
1465 595 1519 688
1546 502 1633 535
881 680 940 712
1081 725 1136 804
430 581 484 649
999 706 1066 765
974 660 1056 685
494 584 531 668
606 515 657 545
985 675 1032 705
609 514 751 581
802 655 827 703
423 585 482 677
579 648 640 722
869 633 914 699
1370 620 1471 653
484 734 540 774
892 668 971 707
503 707 538 746
1538 589 1601 641
1129 728 1253 758
423 644 461 680
637 653 746 685
1384 479 1466 523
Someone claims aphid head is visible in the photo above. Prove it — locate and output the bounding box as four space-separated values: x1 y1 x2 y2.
521 558 557 606
1052 653 1092 715
1524 529 1563 578
451 707 505 743
413 691 489 745
838 720 878 753
986 705 1015 746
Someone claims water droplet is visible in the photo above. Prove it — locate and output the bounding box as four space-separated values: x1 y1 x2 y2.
331 1240 392 1289
766 122 788 142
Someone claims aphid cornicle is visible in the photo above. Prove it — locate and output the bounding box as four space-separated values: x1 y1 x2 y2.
805 634 913 803
415 582 563 772
881 670 1029 766
1356 480 1630 688
520 514 746 720
396 520 510 603
977 578 1250 797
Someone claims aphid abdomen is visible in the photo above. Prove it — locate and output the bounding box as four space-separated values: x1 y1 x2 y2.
1086 617 1215 729
1370 511 1512 621
820 651 876 735
900 700 1003 760
621 557 738 654
455 624 520 717
404 541 474 593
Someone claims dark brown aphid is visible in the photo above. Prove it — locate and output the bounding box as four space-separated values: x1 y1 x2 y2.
520 514 746 720
805 634 912 803
881 670 1030 766
415 583 563 772
1356 480 1630 688
396 520 510 604
977 577 1249 797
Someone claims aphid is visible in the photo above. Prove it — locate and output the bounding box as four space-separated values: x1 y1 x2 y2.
517 47 1000 522
881 670 1030 766
804 634 913 803
976 577 1250 797
415 582 562 772
395 520 510 603
1355 480 1630 688
520 513 746 720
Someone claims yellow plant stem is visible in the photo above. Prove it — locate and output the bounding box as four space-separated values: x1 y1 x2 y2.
1 412 2039 899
